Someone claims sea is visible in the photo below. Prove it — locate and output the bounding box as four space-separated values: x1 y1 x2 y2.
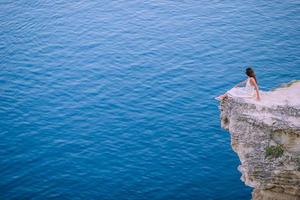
0 0 299 199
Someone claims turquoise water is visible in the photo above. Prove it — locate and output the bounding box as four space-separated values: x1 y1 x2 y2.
1 0 299 199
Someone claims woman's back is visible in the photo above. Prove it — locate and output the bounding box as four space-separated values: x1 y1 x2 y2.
245 78 255 91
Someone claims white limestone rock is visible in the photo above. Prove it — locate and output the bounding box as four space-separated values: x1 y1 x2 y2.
219 80 300 200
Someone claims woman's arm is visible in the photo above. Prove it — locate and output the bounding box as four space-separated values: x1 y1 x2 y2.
250 78 260 101
234 80 247 87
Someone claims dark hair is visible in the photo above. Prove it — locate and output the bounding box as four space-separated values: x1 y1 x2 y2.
245 67 258 84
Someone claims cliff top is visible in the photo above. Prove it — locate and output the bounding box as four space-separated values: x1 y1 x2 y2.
244 80 300 107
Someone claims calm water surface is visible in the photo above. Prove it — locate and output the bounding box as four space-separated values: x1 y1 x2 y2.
1 0 300 199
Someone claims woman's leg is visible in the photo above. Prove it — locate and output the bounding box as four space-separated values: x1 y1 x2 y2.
215 93 227 101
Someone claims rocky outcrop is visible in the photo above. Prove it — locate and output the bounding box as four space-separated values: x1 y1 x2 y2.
219 81 300 200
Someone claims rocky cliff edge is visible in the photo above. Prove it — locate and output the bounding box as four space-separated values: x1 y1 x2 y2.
220 80 300 200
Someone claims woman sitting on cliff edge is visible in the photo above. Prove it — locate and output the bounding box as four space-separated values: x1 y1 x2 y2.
216 67 261 101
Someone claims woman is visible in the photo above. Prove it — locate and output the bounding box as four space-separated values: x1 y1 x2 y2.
215 67 261 101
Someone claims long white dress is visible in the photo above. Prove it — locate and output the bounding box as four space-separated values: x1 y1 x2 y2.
226 78 256 98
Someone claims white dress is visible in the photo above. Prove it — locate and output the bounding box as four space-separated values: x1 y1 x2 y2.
226 78 256 98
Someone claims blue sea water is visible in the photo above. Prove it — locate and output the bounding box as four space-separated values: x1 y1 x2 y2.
1 0 300 199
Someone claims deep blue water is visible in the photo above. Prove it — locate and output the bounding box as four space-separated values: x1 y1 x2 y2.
1 0 300 199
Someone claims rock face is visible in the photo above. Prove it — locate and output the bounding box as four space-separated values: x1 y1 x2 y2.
220 81 300 200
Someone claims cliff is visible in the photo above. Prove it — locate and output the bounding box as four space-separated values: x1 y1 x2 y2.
219 80 300 200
